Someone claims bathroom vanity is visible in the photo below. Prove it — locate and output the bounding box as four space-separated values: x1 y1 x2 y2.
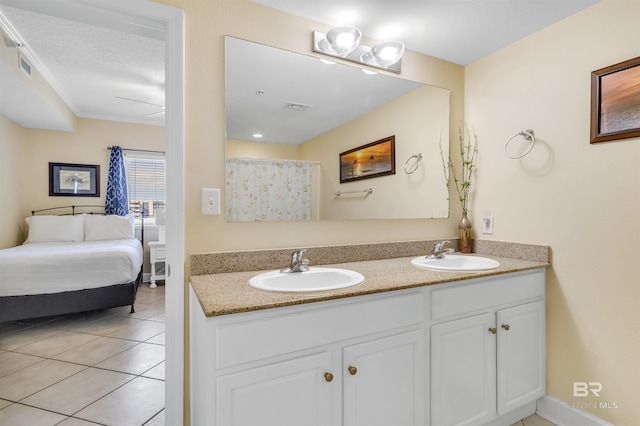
190 243 548 426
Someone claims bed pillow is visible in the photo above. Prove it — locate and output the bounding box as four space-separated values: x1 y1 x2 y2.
84 214 135 241
24 215 85 243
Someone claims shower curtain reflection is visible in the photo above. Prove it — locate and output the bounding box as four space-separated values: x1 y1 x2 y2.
225 157 319 221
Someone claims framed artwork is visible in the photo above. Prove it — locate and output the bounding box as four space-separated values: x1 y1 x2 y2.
49 162 100 197
590 56 640 143
339 135 396 183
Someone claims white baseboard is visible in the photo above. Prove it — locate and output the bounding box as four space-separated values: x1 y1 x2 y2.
536 395 614 426
142 272 150 283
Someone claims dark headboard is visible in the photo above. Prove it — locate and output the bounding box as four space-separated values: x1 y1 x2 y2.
31 205 105 216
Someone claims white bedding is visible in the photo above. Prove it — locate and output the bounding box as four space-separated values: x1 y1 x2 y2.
0 239 143 297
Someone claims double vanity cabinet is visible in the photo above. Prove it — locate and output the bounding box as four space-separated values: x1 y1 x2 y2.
190 256 547 426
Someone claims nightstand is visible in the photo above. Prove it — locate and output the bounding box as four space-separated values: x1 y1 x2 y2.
148 241 166 289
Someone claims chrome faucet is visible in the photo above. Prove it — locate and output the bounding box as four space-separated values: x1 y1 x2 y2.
281 249 310 273
428 240 454 259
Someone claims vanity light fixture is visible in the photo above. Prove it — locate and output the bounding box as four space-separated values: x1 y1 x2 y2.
313 27 404 73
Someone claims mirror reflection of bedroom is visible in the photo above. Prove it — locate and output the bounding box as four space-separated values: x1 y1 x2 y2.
0 2 167 424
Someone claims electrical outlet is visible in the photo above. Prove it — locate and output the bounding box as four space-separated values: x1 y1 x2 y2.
482 215 494 234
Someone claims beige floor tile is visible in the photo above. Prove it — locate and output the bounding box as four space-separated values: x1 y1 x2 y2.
22 367 135 416
61 315 142 336
127 303 165 320
56 418 102 425
0 351 44 377
142 361 165 380
107 320 165 342
0 322 32 336
0 399 12 409
0 359 86 401
53 336 138 366
43 310 121 331
523 414 556 425
95 342 165 375
146 332 165 345
14 331 99 358
75 376 165 426
0 402 67 426
0 326 64 351
511 414 557 426
145 409 165 426
148 312 165 323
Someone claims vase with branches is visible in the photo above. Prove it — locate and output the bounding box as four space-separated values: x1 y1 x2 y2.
440 123 478 252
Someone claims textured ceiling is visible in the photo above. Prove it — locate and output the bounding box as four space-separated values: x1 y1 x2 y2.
0 0 165 127
251 0 601 65
0 0 601 131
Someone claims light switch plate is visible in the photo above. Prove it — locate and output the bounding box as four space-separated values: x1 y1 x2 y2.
202 188 220 215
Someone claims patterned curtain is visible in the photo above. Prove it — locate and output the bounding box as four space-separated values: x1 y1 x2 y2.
226 158 313 221
105 146 129 216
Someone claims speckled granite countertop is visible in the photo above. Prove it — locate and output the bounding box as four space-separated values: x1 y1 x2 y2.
190 242 550 317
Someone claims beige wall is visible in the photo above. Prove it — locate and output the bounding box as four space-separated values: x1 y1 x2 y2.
226 138 298 160
0 115 26 248
299 85 450 220
465 1 639 424
20 119 165 239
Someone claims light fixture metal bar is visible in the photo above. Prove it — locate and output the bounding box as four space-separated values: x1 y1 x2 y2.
312 31 401 74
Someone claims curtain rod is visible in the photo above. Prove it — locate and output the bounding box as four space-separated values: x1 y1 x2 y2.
227 156 320 165
107 146 165 154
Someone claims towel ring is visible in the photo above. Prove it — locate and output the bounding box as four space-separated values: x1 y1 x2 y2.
404 153 423 174
504 129 535 159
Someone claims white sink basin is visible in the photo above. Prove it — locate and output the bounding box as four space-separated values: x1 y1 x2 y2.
411 254 500 271
249 267 365 292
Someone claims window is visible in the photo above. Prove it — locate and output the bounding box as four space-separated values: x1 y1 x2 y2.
125 152 166 219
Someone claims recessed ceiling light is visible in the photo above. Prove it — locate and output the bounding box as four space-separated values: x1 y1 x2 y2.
253 133 263 138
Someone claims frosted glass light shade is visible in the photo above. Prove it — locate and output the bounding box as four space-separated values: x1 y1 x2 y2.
325 26 362 57
363 41 405 67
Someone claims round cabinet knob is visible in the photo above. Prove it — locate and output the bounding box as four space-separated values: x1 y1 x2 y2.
489 327 497 335
324 372 334 382
502 324 510 331
348 366 357 376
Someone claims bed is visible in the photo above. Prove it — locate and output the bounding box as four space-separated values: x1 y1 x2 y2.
0 206 144 322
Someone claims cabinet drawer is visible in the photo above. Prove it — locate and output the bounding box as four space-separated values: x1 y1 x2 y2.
216 292 424 369
431 270 544 321
153 248 166 260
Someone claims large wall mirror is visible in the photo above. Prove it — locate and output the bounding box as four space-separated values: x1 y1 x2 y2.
225 36 450 222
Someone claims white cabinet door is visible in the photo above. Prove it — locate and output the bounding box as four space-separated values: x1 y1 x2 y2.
217 352 333 426
343 330 425 426
431 313 496 426
497 300 545 415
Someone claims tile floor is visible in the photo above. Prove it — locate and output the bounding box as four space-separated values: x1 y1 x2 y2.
512 414 556 426
0 283 165 426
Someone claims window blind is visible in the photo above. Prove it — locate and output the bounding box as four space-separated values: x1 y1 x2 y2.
125 153 166 217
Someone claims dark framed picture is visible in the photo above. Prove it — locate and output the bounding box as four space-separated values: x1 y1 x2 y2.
590 56 640 144
49 162 100 197
339 135 395 183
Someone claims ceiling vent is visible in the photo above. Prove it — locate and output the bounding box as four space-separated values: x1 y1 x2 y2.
19 52 32 78
284 102 311 111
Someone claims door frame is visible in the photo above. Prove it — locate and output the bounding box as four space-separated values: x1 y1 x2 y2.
98 1 185 424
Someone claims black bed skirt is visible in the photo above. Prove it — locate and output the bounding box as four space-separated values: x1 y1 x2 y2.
0 279 139 323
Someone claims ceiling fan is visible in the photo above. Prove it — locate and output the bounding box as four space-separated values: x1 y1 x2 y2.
116 96 165 117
